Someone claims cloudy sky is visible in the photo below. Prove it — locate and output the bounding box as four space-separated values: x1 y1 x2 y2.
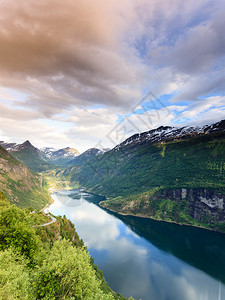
0 0 225 152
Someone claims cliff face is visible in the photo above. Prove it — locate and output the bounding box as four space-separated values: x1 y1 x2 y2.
158 188 225 224
101 187 225 232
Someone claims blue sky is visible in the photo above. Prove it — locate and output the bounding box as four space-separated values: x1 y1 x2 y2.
0 0 224 152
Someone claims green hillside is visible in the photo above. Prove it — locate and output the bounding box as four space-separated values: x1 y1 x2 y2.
0 146 50 209
0 148 129 299
9 143 55 172
0 195 128 300
71 132 225 196
67 131 225 232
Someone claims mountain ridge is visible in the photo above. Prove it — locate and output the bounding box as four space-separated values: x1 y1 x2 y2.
0 140 81 171
114 119 225 151
66 119 225 233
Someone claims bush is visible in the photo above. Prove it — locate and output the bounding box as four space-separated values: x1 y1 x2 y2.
0 248 33 300
34 239 114 300
0 205 39 262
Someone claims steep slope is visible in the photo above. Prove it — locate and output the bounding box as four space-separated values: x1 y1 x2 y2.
0 146 50 209
67 120 225 232
2 140 55 172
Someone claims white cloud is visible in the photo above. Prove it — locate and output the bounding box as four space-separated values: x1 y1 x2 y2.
0 0 225 150
175 96 225 125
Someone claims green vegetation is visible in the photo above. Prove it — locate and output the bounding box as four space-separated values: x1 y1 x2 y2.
74 133 225 197
43 170 79 192
9 146 55 173
0 192 128 300
100 189 210 231
67 132 225 232
0 146 51 209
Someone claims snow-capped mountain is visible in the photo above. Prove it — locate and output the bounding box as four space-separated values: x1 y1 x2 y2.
0 140 53 172
0 141 17 151
0 140 80 168
0 140 42 155
41 147 80 161
114 120 225 150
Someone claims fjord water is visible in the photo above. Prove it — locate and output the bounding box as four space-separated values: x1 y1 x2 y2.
49 190 225 300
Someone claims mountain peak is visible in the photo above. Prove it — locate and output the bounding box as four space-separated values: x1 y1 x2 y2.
18 140 35 150
22 140 32 147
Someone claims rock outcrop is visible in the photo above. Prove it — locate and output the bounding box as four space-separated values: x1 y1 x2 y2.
158 188 225 223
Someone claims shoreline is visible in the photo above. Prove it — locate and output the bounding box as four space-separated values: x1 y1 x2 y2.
99 201 222 234
42 187 223 235
40 187 61 212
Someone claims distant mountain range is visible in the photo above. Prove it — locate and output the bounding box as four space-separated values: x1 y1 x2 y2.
1 119 225 232
41 147 80 165
0 139 110 172
0 140 81 171
67 147 110 166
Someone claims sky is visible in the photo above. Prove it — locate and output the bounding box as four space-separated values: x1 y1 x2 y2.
0 0 225 153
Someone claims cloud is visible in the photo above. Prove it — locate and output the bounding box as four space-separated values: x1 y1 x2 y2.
0 102 41 121
0 0 147 115
146 2 225 102
1 0 222 116
0 116 71 149
151 9 225 75
175 96 225 125
0 0 225 150
172 68 225 102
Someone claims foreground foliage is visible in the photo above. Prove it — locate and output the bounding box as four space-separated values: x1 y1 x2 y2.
0 192 128 300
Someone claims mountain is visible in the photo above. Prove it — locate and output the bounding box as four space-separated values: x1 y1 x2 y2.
67 119 225 232
0 145 50 209
0 140 81 169
114 119 225 150
67 147 109 166
0 140 55 172
0 141 17 151
41 147 80 165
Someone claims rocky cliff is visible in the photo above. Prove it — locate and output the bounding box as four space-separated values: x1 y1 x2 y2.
158 188 225 224
101 187 225 233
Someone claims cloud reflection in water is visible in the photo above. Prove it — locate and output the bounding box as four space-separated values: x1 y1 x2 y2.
49 190 225 300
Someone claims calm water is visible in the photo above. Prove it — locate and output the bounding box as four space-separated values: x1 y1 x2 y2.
48 190 225 300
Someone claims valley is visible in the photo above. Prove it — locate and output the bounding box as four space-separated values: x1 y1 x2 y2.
1 2 224 299
1 119 225 299
1 119 225 233
65 119 225 233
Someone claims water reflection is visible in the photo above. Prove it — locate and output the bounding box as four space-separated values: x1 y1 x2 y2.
49 190 225 300
117 214 225 284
